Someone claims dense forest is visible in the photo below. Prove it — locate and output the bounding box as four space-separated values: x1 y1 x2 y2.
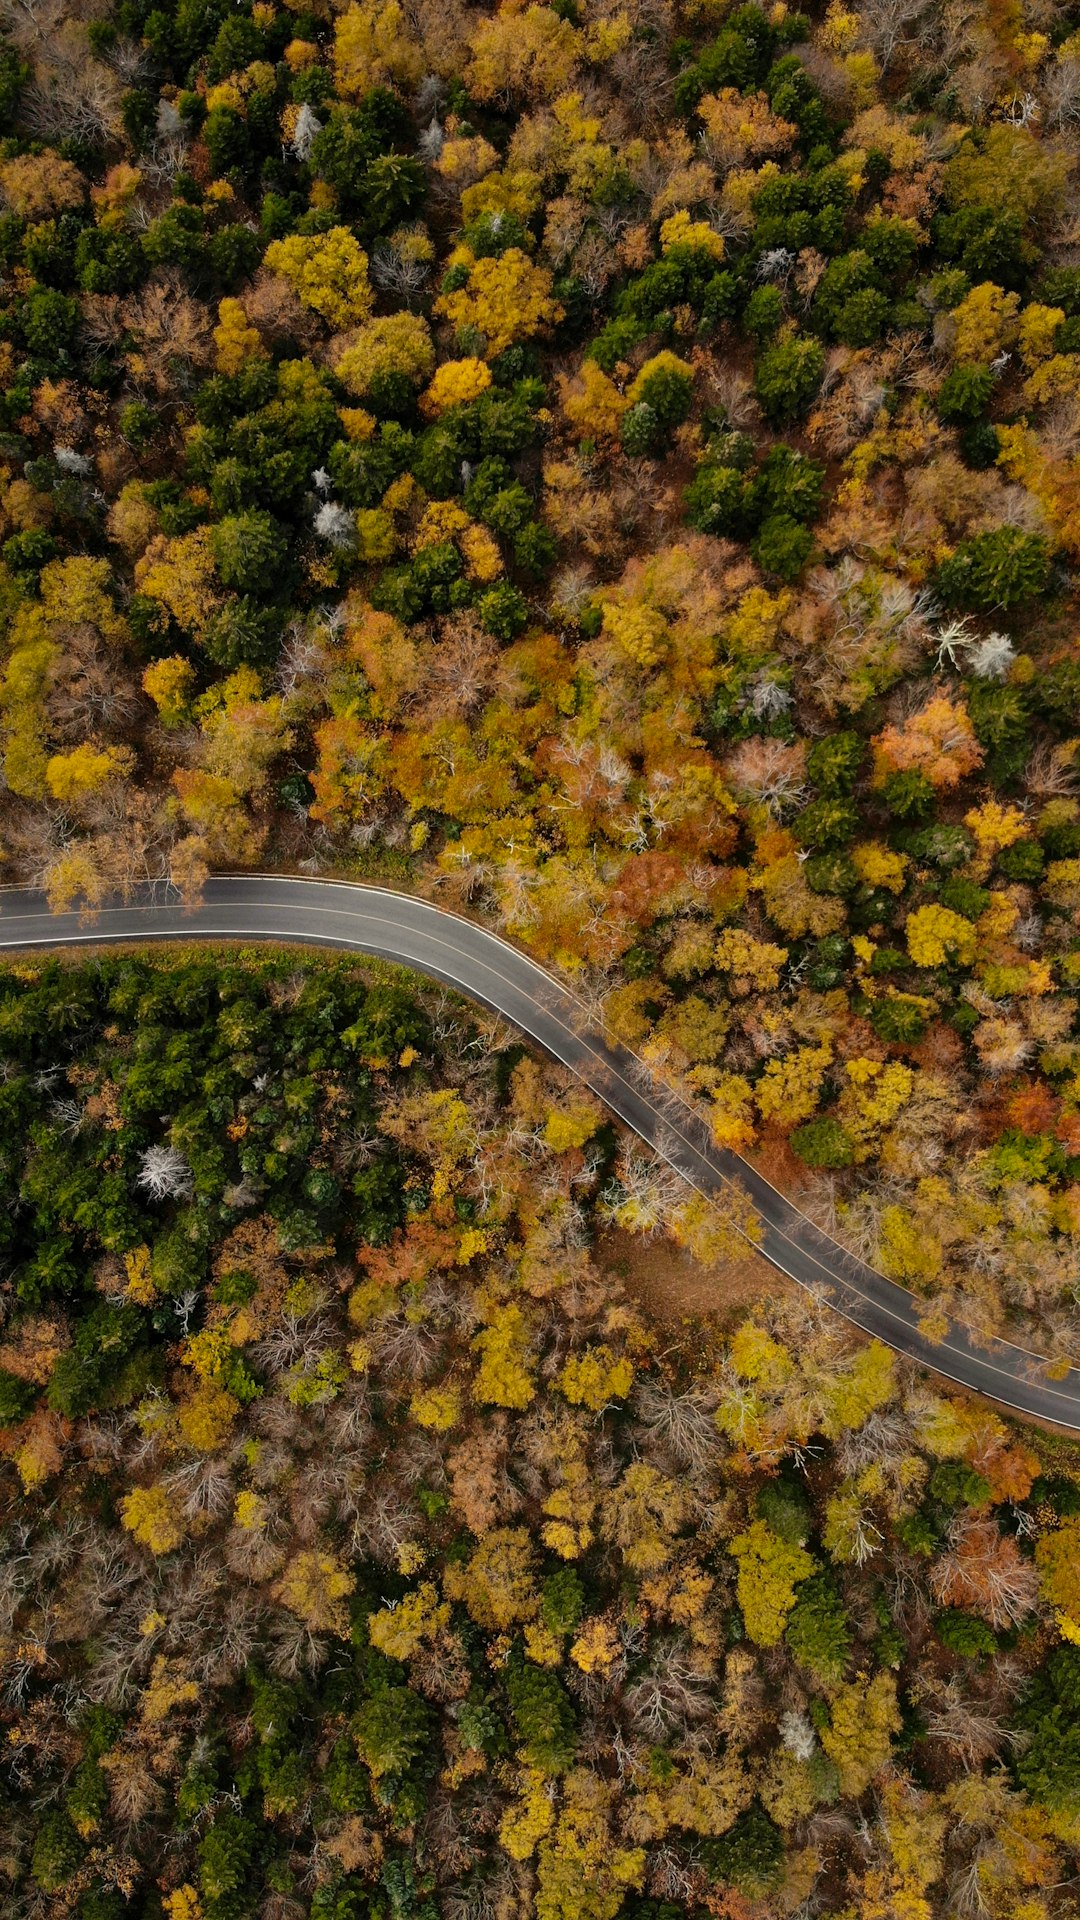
1 0 1080 1353
2 950 1080 1920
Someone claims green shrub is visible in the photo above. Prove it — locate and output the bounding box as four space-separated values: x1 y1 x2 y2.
478 582 530 640
938 362 995 423
936 1608 997 1657
505 1662 577 1774
806 730 863 792
31 1812 84 1893
794 796 860 848
353 1686 432 1781
791 1117 855 1168
753 333 825 423
745 283 785 341
541 1566 585 1634
701 1803 784 1893
751 512 813 580
0 1364 35 1425
869 995 928 1044
198 1809 258 1914
211 510 288 593
934 526 1051 613
786 1572 852 1679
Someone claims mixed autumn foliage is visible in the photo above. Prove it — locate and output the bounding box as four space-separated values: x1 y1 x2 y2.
2 0 1080 1352
2 951 1080 1920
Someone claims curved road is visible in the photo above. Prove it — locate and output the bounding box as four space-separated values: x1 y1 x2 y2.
0 874 1077 1430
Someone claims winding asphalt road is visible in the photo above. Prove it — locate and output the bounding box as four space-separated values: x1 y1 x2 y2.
1 873 1078 1430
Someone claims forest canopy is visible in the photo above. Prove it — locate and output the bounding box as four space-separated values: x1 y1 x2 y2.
1 949 1080 1920
0 0 1079 1357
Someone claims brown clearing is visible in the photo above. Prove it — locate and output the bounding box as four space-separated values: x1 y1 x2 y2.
598 1223 793 1328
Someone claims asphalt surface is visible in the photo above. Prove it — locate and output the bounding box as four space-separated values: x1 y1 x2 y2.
1 873 1078 1430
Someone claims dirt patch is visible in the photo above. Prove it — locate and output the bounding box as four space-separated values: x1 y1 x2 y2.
745 1130 816 1198
598 1224 796 1330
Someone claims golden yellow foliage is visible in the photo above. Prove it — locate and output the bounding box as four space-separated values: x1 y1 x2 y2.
140 1654 199 1725
163 1888 204 1920
473 1304 536 1409
949 283 1021 363
336 312 435 397
570 1617 620 1673
852 841 908 892
729 1319 793 1383
44 743 134 804
120 1484 186 1555
136 528 221 637
500 1768 557 1860
820 1672 901 1796
543 1099 602 1151
756 1043 833 1128
435 247 563 357
557 1345 635 1412
143 655 196 729
658 210 724 258
274 1549 357 1636
264 228 373 328
368 1581 450 1660
213 297 266 375
714 926 788 992
177 1383 240 1452
410 1383 462 1429
333 0 424 99
557 359 629 441
466 3 581 103
0 151 85 217
420 356 492 416
728 1520 814 1645
445 1526 539 1630
905 903 977 968
536 1769 645 1920
601 600 668 669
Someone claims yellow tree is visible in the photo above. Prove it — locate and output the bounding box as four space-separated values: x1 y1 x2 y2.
728 1520 814 1645
273 1550 356 1636
264 228 373 328
820 1672 901 1796
435 248 563 357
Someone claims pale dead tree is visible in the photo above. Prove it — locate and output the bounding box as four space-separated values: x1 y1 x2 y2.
780 1708 817 1761
114 275 214 394
346 1481 416 1565
920 1674 1018 1769
623 1640 715 1737
312 500 355 549
20 51 123 148
548 562 596 624
947 1851 995 1920
859 0 934 69
1042 52 1080 133
646 1847 698 1905
1025 738 1080 798
598 1139 686 1238
835 1407 916 1479
724 736 807 816
267 1612 331 1681
196 1590 264 1689
136 1142 194 1201
165 1456 236 1526
632 1378 722 1474
139 136 192 197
